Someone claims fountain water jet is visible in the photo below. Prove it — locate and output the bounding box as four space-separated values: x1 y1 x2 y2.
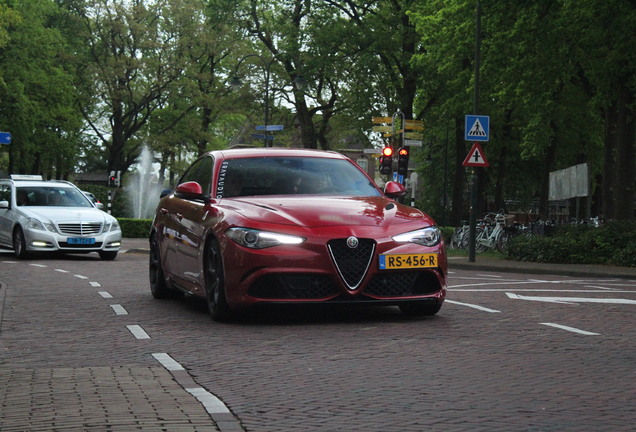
127 146 163 219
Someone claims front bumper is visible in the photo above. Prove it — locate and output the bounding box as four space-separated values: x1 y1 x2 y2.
23 228 122 253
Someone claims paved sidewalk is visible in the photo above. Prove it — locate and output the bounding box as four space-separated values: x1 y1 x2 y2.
449 256 636 279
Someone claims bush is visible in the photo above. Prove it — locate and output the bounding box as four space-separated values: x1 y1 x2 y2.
440 226 455 244
505 221 636 267
118 218 152 238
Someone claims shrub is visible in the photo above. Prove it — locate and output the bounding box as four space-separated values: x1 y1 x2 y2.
118 218 152 238
505 221 636 267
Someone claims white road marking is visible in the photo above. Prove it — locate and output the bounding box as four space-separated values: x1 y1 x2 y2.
186 387 231 414
540 323 600 336
476 273 503 278
506 292 636 305
445 299 501 313
98 291 113 299
55 269 69 273
452 288 634 293
126 325 150 339
152 353 232 414
152 353 185 371
110 304 128 315
29 264 47 268
74 274 89 279
89 281 101 287
585 285 620 291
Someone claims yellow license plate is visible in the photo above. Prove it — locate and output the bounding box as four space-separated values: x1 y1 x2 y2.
378 253 438 269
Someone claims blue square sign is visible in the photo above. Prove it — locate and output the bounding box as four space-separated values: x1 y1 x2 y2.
465 115 489 142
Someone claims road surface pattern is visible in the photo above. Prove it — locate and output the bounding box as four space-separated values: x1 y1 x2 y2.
0 246 635 431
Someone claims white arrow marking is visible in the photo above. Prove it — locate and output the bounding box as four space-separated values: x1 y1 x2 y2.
506 292 636 305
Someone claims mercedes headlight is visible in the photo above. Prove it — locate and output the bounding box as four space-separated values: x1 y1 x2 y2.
226 228 305 249
26 218 56 232
393 226 441 247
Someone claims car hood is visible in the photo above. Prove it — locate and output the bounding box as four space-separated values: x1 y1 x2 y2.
19 207 115 223
223 196 434 228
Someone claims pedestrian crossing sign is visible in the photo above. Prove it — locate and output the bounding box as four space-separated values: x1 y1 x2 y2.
465 115 490 142
462 142 490 167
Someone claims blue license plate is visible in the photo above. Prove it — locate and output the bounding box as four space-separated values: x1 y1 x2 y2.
67 237 95 245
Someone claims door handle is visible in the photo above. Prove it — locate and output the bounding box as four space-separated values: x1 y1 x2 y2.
159 208 169 215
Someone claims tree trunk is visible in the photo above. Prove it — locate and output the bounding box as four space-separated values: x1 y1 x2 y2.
602 103 617 219
538 121 558 219
612 85 635 220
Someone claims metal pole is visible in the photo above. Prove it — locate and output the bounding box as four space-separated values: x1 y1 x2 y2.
468 0 481 263
443 123 449 226
264 63 270 146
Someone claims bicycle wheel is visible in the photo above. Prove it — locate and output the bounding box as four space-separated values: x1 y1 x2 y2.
461 227 487 252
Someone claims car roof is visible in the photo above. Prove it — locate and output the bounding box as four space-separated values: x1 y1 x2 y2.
209 147 349 160
3 177 78 188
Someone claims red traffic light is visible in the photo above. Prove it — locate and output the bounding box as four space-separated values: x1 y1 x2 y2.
398 147 409 157
382 146 393 157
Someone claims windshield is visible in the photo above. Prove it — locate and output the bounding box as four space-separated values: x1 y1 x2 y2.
17 186 94 208
217 157 382 199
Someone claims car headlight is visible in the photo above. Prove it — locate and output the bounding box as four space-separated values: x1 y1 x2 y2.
226 228 305 249
108 220 120 232
393 226 441 247
26 218 56 232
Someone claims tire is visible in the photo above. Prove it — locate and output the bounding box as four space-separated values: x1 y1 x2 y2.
149 235 171 299
399 301 441 317
98 250 118 260
13 227 30 259
204 238 233 321
496 231 512 253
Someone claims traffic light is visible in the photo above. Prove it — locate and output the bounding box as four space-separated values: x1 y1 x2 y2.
114 170 121 187
108 171 116 187
379 146 393 175
397 146 409 175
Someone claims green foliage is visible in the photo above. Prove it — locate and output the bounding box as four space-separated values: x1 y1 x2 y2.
505 221 636 267
117 218 153 238
439 226 455 244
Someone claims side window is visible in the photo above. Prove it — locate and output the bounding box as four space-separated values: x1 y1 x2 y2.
178 156 213 198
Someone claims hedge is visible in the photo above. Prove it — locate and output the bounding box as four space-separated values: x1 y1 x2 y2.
118 218 153 238
505 221 636 267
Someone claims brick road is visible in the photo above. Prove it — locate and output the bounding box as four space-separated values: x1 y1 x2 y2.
1 241 635 431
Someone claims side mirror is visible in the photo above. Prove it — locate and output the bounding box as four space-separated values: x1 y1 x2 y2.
175 181 204 199
383 181 406 198
0 200 8 209
95 202 104 210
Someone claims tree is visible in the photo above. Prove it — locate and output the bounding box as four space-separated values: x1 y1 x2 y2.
68 0 193 177
0 0 82 178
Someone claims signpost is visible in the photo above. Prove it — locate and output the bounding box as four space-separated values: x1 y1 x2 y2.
371 114 424 186
464 114 490 263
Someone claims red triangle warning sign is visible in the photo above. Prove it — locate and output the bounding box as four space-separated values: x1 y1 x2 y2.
462 142 490 167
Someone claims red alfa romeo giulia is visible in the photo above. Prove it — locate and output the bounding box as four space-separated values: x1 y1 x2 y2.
149 148 447 321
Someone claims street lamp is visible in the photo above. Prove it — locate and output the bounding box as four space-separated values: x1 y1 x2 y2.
231 54 307 147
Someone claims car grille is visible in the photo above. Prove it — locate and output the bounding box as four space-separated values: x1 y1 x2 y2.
57 222 103 236
327 238 375 290
365 271 442 297
248 275 339 299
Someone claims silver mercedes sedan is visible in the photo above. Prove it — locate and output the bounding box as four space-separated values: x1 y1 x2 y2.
0 175 121 260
